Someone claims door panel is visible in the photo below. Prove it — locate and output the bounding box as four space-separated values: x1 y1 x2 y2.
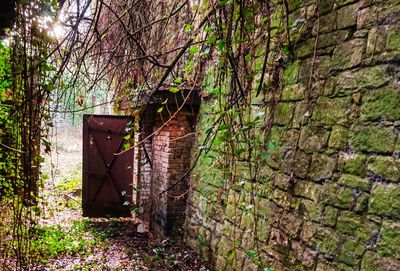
82 115 134 217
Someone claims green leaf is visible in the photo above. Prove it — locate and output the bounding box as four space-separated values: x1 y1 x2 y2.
169 86 180 93
157 107 164 113
124 134 131 140
217 39 226 52
173 77 183 84
184 24 192 31
218 124 231 131
206 35 216 44
189 46 199 54
262 150 270 158
246 250 258 259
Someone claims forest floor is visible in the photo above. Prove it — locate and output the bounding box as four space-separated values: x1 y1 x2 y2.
33 126 210 271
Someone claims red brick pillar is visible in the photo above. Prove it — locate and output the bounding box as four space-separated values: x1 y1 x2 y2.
150 109 196 236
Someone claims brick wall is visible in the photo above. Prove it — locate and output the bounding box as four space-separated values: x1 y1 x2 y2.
185 0 400 270
135 103 197 236
151 109 196 236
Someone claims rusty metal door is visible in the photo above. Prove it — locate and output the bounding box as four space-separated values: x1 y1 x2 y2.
82 115 134 217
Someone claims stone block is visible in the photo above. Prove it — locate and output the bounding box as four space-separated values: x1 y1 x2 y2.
357 6 378 29
368 156 400 182
377 220 400 260
387 28 400 52
281 83 305 101
284 60 301 85
294 181 321 201
255 216 270 243
338 174 371 191
274 102 295 125
280 212 304 239
360 88 400 122
361 251 400 271
354 192 369 213
299 55 331 80
369 183 400 218
308 153 337 181
320 183 354 209
329 126 349 150
349 125 397 154
337 3 360 29
282 150 311 178
324 206 339 227
215 255 228 271
366 26 387 55
336 211 379 241
318 30 351 48
333 65 390 95
274 172 291 191
339 239 365 266
338 152 368 177
271 188 297 209
312 12 337 35
298 198 323 222
313 227 342 256
299 126 330 153
270 228 290 252
319 0 335 15
312 96 351 126
335 0 359 8
290 241 318 268
331 39 365 71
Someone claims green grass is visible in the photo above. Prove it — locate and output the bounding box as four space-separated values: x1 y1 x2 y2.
31 219 108 261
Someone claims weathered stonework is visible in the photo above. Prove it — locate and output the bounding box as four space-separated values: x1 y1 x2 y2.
185 0 400 270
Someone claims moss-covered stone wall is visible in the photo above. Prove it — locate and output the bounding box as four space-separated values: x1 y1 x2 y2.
185 0 400 270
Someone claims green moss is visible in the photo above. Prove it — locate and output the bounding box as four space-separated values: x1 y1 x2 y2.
368 156 400 182
369 183 400 218
312 97 351 126
329 126 349 150
377 221 400 260
274 102 294 125
299 126 330 153
281 83 305 101
337 212 379 241
313 227 341 255
294 181 321 201
338 174 371 191
324 206 339 227
287 0 302 11
331 39 365 71
387 29 400 51
320 184 354 209
298 199 323 222
283 150 311 178
360 251 396 271
336 0 358 7
338 153 367 177
284 60 301 85
355 193 369 213
334 65 390 95
361 88 400 122
350 125 396 154
309 153 336 181
339 239 364 266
